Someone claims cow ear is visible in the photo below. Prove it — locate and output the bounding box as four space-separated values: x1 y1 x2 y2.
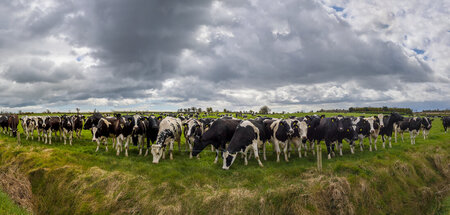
320 115 325 119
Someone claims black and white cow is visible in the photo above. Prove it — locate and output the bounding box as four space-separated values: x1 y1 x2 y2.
443 116 450 133
33 116 46 142
421 117 433 139
184 118 204 158
408 117 422 145
83 113 103 130
222 119 271 169
192 119 241 163
315 117 340 160
287 119 308 158
151 117 182 163
268 119 294 162
43 116 62 145
336 116 359 156
354 115 383 152
61 115 74 145
23 116 36 140
132 115 147 156
92 117 124 152
394 118 410 143
115 115 134 156
379 112 404 148
71 115 84 139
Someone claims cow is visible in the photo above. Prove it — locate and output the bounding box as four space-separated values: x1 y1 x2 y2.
408 117 422 145
266 119 295 162
83 113 103 130
421 117 432 139
7 115 20 140
71 115 84 139
355 115 383 152
301 115 322 157
192 119 241 164
0 115 9 134
394 118 411 143
199 118 217 151
131 115 147 156
92 117 124 152
222 119 271 169
61 115 74 145
23 116 36 140
33 116 46 141
115 115 135 156
151 117 182 163
379 112 404 148
443 116 450 133
184 118 204 158
336 116 359 156
142 115 160 156
287 119 308 159
43 116 62 145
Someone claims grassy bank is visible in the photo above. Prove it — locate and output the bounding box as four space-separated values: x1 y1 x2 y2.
0 116 448 214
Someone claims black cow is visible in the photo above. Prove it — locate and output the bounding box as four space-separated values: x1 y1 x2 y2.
142 115 160 156
379 112 404 148
301 115 322 157
315 117 343 160
8 114 19 138
61 115 74 145
222 119 270 169
0 115 9 134
192 119 241 164
443 116 450 133
43 116 62 145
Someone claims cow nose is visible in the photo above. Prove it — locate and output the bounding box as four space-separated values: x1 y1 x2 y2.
133 125 138 130
370 129 375 134
301 136 307 140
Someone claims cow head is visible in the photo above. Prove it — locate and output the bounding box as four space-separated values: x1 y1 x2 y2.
151 145 163 163
280 120 294 136
421 117 432 129
61 115 72 128
390 112 404 124
222 151 237 170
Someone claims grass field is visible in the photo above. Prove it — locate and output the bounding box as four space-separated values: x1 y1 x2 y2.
0 189 29 215
0 113 448 214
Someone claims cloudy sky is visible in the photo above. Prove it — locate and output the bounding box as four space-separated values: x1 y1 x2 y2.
0 0 449 113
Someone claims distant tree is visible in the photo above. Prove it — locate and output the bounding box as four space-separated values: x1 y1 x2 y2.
206 107 213 113
382 106 388 112
197 108 202 113
259 106 270 114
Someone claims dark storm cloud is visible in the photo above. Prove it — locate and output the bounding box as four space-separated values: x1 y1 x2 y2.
0 0 446 111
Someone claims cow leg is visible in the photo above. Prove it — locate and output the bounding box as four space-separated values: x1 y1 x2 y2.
326 141 332 160
274 141 281 162
394 129 398 143
311 141 315 155
382 135 386 149
211 145 214 152
262 141 267 161
125 136 130 157
252 141 263 167
116 136 122 156
338 141 343 156
63 129 67 145
296 141 302 158
388 136 392 148
214 149 219 164
69 130 73 145
359 136 363 152
169 140 174 160
48 130 52 145
243 147 249 166
104 138 108 152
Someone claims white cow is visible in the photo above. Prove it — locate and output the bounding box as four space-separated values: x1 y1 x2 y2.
151 117 182 163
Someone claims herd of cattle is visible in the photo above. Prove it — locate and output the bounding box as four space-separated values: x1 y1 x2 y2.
0 113 449 170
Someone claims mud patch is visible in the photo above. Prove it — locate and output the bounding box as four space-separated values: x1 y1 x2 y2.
0 165 34 212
